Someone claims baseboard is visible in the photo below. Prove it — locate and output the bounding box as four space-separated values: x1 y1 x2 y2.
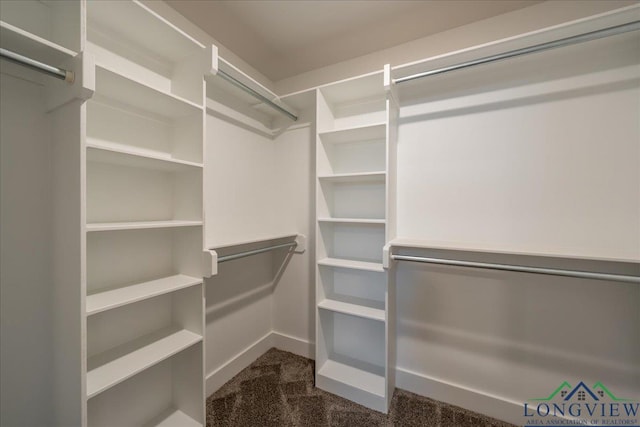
205 332 274 397
396 367 526 426
271 331 314 359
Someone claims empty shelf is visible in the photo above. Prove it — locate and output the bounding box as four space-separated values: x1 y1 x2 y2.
318 218 385 225
318 299 385 322
87 328 202 399
87 275 202 316
87 141 203 171
319 123 386 144
0 21 76 65
317 359 385 398
145 409 201 427
318 172 386 183
86 220 202 232
318 258 385 272
87 0 203 65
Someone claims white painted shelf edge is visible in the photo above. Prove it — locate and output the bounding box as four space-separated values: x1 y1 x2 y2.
86 274 202 316
86 140 203 170
318 258 385 272
318 122 386 144
318 171 386 183
0 21 77 64
317 360 385 398
318 299 385 322
86 220 203 232
144 408 202 427
209 233 298 250
87 329 202 399
318 218 385 225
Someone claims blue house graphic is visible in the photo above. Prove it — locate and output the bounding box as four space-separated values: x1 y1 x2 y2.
564 382 600 401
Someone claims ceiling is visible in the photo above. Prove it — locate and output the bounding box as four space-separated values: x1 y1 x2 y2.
167 0 542 82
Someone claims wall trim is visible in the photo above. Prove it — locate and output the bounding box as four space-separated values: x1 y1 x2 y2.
396 367 526 426
271 331 314 359
205 332 274 397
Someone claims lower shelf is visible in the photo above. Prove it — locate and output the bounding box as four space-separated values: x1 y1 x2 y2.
87 328 202 398
318 257 385 272
316 359 387 412
318 299 385 322
145 408 202 427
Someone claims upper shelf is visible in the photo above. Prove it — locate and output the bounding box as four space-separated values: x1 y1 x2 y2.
87 0 204 65
318 123 386 144
0 21 76 65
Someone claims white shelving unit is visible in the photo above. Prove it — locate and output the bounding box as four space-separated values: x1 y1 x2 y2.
81 1 206 425
315 69 397 413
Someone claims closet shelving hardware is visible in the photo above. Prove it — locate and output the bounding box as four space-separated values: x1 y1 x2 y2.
86 143 204 171
206 45 299 137
86 221 203 232
318 171 386 183
394 20 640 85
0 47 74 82
86 328 202 398
86 274 203 316
318 299 386 322
217 241 297 263
386 240 640 284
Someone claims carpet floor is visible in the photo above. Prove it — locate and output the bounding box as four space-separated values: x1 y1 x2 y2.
206 348 516 427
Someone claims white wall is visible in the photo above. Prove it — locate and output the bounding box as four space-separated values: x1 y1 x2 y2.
393 18 640 425
0 71 53 426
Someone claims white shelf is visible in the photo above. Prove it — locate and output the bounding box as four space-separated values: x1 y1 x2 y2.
144 408 202 427
317 359 385 398
318 123 386 144
87 0 204 65
87 328 202 399
318 218 385 225
318 299 385 322
318 258 385 272
210 233 298 250
318 171 386 183
0 21 76 65
95 65 202 119
87 141 203 171
86 221 202 232
86 275 202 316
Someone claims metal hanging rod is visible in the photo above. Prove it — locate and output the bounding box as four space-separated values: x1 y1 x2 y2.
218 241 298 263
394 20 640 84
0 48 74 83
391 255 640 284
217 69 297 121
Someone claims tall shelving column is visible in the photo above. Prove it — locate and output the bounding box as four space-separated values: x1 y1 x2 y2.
84 1 206 425
315 69 396 413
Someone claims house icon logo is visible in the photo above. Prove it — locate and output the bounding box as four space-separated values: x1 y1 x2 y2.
523 381 639 426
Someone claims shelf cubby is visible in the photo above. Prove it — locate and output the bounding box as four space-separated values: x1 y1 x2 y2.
318 123 386 176
316 311 386 411
318 265 386 317
88 343 203 426
318 222 385 265
86 0 205 106
86 155 202 224
0 1 82 61
87 227 203 297
317 72 386 132
318 179 386 220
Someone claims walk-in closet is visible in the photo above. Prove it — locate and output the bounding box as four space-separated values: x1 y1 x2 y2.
1 1 638 426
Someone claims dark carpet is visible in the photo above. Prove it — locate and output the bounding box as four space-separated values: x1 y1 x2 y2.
206 348 516 427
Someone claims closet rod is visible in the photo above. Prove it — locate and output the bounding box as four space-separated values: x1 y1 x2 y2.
391 255 640 284
218 241 298 263
0 48 74 83
217 69 298 121
394 20 640 84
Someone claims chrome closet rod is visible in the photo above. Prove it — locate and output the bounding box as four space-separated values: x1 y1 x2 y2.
217 241 298 263
394 20 640 84
391 255 640 284
0 48 74 82
217 69 298 121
